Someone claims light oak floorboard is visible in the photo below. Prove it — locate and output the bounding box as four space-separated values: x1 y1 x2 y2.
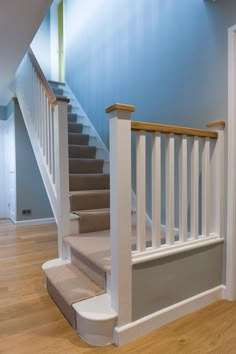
0 219 235 353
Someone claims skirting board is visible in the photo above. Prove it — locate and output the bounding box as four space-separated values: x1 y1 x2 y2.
114 285 225 346
15 217 55 227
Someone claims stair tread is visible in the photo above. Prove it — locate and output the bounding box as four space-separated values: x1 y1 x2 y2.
48 80 66 86
69 158 103 162
70 189 109 196
65 234 111 273
73 208 110 216
45 263 104 305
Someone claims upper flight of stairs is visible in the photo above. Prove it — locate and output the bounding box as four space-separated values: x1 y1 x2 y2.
50 80 111 234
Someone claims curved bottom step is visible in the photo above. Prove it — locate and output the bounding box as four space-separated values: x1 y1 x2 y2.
73 293 117 346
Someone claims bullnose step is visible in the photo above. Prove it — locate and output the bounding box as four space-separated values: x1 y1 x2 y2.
44 263 104 329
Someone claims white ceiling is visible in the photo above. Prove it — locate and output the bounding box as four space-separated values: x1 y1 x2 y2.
0 0 53 105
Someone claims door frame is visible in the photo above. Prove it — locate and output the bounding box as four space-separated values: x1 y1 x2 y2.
226 24 236 300
50 0 65 81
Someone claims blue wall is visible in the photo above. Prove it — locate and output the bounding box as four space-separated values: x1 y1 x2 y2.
64 0 236 220
31 11 51 79
14 101 53 221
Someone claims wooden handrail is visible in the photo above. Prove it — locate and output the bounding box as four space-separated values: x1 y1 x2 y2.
207 120 225 128
131 121 218 139
28 48 69 106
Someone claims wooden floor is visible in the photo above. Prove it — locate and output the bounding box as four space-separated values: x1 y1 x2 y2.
1 219 236 354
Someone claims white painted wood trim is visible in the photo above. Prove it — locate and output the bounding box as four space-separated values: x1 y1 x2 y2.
132 236 224 264
151 133 161 248
226 25 236 301
190 137 199 239
165 134 175 245
136 130 146 252
178 135 188 242
109 109 132 326
114 285 225 346
201 138 210 237
15 217 56 227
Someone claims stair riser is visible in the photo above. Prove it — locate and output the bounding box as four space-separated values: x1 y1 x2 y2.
79 212 110 233
69 160 103 174
70 192 110 211
69 174 110 191
68 134 89 145
69 146 96 159
71 249 106 289
46 277 76 329
68 123 83 134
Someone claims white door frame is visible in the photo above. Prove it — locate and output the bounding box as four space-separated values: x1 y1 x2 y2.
226 25 236 300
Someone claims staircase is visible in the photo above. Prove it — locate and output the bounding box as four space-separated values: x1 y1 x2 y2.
43 81 116 346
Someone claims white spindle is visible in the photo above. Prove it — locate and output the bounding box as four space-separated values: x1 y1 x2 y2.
152 132 161 249
201 138 210 237
136 130 146 252
106 103 133 326
179 135 188 242
190 136 199 239
166 134 175 245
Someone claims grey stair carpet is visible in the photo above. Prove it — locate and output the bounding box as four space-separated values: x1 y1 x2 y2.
69 145 96 159
45 264 104 329
70 190 110 211
74 208 110 234
68 113 77 123
69 158 104 174
68 133 89 145
68 123 83 133
69 173 109 191
67 104 72 113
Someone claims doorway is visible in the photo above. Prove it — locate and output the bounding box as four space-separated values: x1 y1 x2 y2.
50 0 64 82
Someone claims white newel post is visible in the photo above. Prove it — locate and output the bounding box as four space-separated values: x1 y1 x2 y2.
54 99 71 259
207 122 225 239
106 103 135 326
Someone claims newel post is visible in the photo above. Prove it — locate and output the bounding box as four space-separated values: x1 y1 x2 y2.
207 121 225 239
54 98 71 259
105 103 135 326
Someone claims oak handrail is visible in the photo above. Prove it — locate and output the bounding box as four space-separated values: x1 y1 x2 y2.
28 48 69 105
206 120 225 128
131 121 218 139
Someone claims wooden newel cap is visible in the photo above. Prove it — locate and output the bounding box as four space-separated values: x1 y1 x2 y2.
105 103 135 114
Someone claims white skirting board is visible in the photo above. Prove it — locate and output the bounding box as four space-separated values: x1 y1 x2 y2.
15 217 55 227
114 285 225 346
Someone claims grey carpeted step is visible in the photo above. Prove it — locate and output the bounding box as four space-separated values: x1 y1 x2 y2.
74 208 110 233
48 80 65 87
52 87 64 96
69 145 96 159
68 123 83 133
65 233 111 273
68 133 89 145
69 173 110 191
70 247 107 289
69 158 103 174
67 104 73 113
68 113 77 123
70 190 110 211
45 264 104 329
